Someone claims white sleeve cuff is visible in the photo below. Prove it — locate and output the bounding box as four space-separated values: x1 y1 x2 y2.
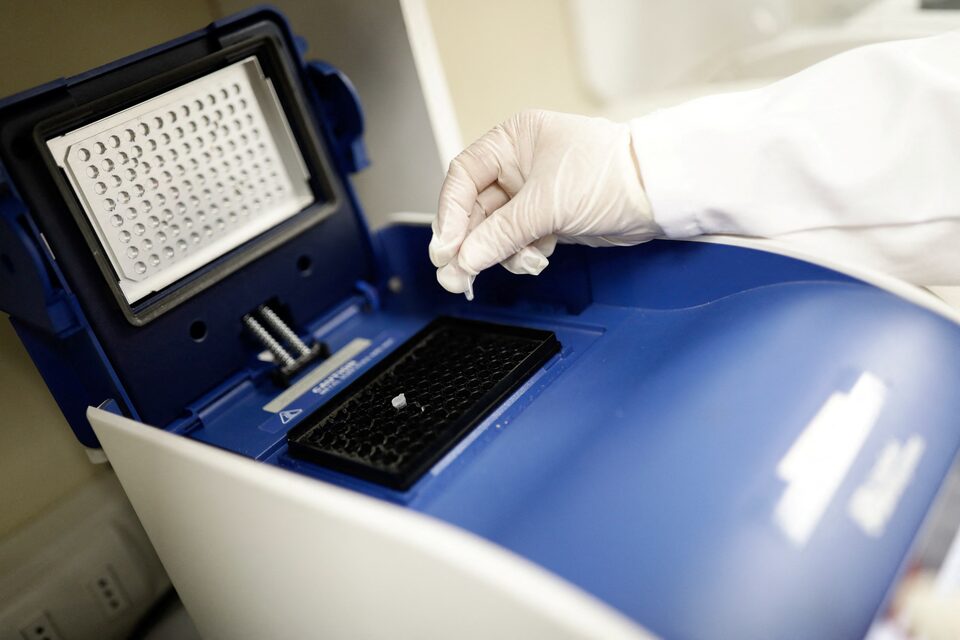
629 110 708 239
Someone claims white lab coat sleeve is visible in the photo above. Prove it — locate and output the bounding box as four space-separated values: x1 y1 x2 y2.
630 30 960 286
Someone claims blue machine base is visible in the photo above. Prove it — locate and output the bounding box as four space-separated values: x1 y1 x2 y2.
178 225 960 640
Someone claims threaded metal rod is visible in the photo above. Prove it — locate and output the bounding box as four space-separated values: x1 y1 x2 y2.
259 305 312 357
243 314 296 368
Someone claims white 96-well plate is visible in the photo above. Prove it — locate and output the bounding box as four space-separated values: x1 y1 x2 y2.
47 57 314 304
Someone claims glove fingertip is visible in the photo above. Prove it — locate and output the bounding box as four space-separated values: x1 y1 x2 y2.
519 246 549 275
436 262 471 294
500 246 549 276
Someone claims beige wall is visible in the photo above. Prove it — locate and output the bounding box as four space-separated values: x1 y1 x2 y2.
0 0 217 537
0 0 217 97
0 318 107 537
424 0 598 142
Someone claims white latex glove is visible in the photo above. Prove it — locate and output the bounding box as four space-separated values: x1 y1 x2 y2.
429 109 660 298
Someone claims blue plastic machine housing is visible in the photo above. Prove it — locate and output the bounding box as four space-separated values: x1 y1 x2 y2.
3 9 960 640
0 9 376 444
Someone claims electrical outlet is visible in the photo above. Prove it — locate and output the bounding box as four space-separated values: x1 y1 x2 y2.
0 474 170 640
88 566 130 618
18 611 62 640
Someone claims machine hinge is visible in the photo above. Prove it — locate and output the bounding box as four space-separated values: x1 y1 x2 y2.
354 280 380 312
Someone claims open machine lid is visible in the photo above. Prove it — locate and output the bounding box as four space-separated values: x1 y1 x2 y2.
0 8 378 432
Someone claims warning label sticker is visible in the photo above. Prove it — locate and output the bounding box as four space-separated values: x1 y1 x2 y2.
279 408 303 424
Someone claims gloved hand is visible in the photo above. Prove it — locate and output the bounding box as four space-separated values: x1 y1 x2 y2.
429 109 661 298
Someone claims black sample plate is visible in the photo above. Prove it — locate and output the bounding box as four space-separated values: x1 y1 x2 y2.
286 317 561 489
